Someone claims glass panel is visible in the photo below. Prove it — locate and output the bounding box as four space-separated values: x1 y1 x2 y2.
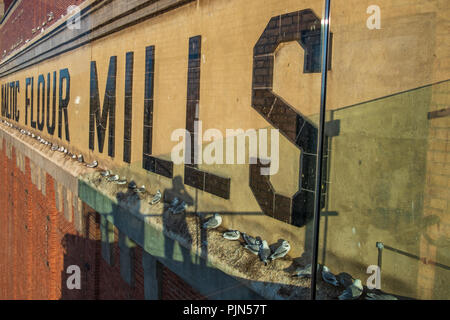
317 0 450 299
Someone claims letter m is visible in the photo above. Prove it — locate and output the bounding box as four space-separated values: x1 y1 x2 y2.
89 56 117 156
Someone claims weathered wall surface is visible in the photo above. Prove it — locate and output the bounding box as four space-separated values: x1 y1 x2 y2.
0 0 449 300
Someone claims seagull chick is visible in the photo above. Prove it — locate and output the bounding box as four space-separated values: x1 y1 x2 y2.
259 240 271 266
338 279 363 300
202 213 222 229
150 190 162 205
322 266 339 287
269 240 290 261
223 230 241 240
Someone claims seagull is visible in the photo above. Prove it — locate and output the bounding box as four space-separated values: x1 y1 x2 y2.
223 230 241 240
269 240 290 261
101 170 111 177
107 174 119 182
51 145 58 151
259 240 271 265
86 160 98 168
337 272 354 288
338 279 363 300
172 201 187 214
72 154 77 159
115 178 127 185
77 154 84 163
293 264 313 278
128 181 137 189
322 266 339 286
150 190 162 205
242 233 262 255
365 291 398 300
63 148 68 154
202 213 222 229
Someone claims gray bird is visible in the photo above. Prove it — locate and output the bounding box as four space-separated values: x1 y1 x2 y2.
223 230 241 240
242 234 262 255
365 292 398 300
150 190 162 205
292 264 313 278
172 201 187 214
338 279 363 300
269 240 290 261
337 272 354 288
86 160 98 168
259 240 271 265
322 266 339 287
51 145 58 151
202 213 222 229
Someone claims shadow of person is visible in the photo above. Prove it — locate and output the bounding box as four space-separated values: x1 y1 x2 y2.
162 175 195 266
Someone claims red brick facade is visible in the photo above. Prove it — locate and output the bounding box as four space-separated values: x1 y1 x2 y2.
0 0 86 59
0 139 205 300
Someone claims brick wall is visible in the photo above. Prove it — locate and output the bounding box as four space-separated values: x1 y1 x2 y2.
0 0 86 59
0 137 206 300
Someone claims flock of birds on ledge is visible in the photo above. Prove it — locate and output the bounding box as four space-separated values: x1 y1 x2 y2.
2 119 399 300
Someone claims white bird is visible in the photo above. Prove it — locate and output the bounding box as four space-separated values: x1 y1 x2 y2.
150 190 162 205
202 213 222 229
338 279 363 300
269 240 290 261
259 240 271 265
72 154 77 159
107 174 119 182
322 266 339 286
86 160 98 168
101 170 110 177
51 145 58 151
115 178 127 185
365 291 398 300
223 230 240 240
77 154 84 163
